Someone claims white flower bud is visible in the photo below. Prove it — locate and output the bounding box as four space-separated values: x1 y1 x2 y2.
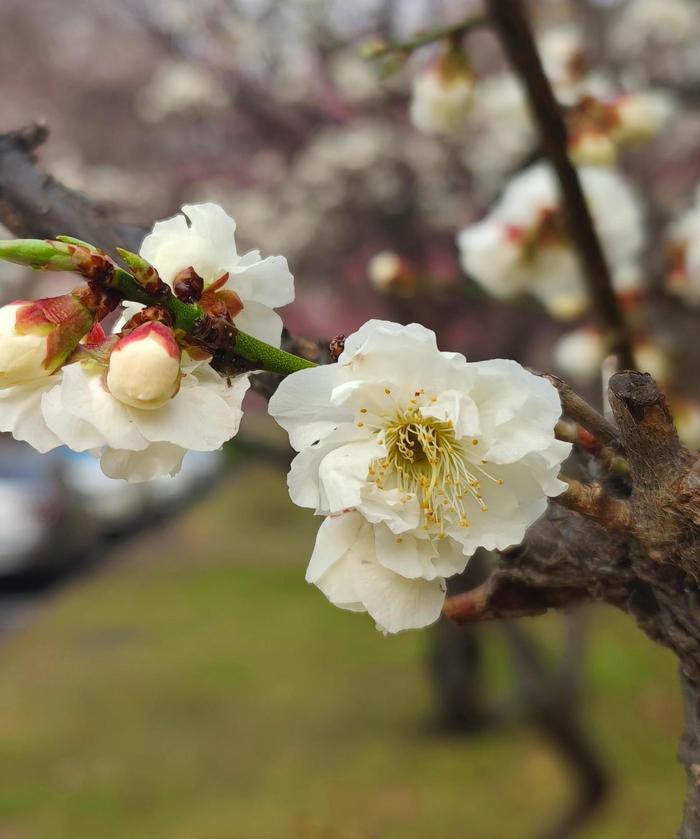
0 302 53 389
410 47 474 136
107 322 181 410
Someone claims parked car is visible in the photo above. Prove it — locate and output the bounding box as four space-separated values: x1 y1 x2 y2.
0 439 97 577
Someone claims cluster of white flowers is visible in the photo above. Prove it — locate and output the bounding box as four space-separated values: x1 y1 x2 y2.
457 163 644 319
0 203 294 481
460 24 672 189
568 91 675 167
269 320 570 633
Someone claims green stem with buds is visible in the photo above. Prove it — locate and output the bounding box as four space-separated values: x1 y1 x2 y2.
362 15 488 59
0 239 316 377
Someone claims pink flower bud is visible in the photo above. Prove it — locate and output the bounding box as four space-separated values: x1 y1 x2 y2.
0 295 94 388
107 322 182 410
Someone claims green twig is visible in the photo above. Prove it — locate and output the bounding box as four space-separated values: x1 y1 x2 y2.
362 15 488 60
0 239 316 377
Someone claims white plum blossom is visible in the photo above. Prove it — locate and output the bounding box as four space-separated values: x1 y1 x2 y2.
457 163 644 319
568 90 675 166
40 351 249 482
269 320 570 634
140 202 294 347
409 48 474 136
461 74 535 190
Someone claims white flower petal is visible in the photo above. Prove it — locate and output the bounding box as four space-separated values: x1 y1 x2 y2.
182 203 238 250
56 364 149 451
351 540 447 633
230 255 294 308
41 384 107 451
419 389 481 438
128 372 244 450
100 444 186 482
373 526 442 580
268 364 348 451
318 436 385 513
306 511 364 584
0 378 62 453
140 203 238 285
357 484 421 534
287 424 367 510
233 301 284 348
339 319 439 365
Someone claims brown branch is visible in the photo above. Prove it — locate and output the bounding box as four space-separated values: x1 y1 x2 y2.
442 570 592 625
485 0 636 369
555 420 628 474
0 124 143 255
608 371 699 573
545 374 620 447
556 476 632 533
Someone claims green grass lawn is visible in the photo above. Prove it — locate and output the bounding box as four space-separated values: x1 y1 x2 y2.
0 462 685 838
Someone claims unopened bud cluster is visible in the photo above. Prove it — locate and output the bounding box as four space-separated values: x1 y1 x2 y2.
0 203 295 481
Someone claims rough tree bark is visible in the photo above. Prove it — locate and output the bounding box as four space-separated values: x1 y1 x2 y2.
446 371 700 837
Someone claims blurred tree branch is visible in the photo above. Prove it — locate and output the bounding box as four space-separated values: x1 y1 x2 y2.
485 0 636 370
